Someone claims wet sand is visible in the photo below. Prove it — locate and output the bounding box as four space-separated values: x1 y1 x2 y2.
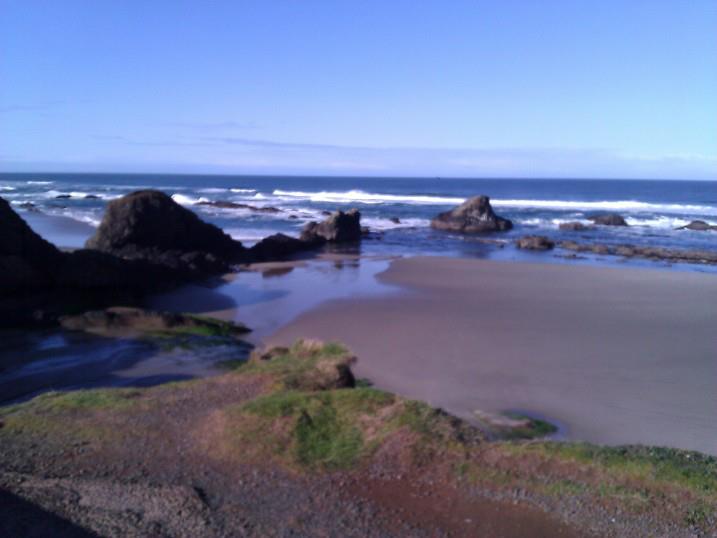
270 256 717 455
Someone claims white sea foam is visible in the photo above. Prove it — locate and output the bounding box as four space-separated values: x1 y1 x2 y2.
26 180 53 185
197 187 229 194
230 188 257 193
171 193 210 205
0 185 16 191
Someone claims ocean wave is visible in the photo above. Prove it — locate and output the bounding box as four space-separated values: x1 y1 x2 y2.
272 189 464 205
490 199 717 215
26 180 53 185
1 185 16 191
271 189 717 215
517 215 709 230
197 187 229 194
230 188 257 193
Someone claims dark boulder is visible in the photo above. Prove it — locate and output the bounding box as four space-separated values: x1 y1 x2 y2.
559 221 591 231
431 196 512 233
300 209 362 243
587 214 628 226
516 235 555 250
86 190 246 263
389 217 401 224
678 220 716 231
249 233 312 261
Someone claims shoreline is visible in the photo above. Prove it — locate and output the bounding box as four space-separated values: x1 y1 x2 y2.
269 255 717 455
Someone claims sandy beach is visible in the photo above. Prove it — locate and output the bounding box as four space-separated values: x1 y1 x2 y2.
270 256 717 455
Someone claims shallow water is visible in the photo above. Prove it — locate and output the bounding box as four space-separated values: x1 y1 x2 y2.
0 329 252 404
0 258 397 402
148 256 399 343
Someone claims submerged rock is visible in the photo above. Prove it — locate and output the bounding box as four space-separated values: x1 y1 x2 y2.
430 195 512 233
516 235 555 250
300 209 362 243
558 240 717 264
587 214 628 226
559 221 591 231
678 220 717 231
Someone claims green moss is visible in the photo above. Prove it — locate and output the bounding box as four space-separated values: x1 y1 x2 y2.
238 387 395 469
499 412 558 440
396 400 443 436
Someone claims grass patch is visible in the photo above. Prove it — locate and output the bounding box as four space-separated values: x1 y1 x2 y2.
236 387 396 469
1 388 142 416
0 388 142 438
504 442 717 496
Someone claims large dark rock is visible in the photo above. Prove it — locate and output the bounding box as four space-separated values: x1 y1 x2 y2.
86 190 246 262
431 196 512 233
678 220 717 232
516 235 555 250
300 209 362 243
587 214 628 226
0 197 63 292
249 233 313 261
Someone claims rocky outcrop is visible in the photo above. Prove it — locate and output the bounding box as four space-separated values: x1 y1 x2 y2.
431 196 512 233
60 307 249 337
559 240 717 265
587 214 628 226
300 209 362 243
559 221 591 231
85 190 247 275
516 235 555 250
0 198 65 292
87 190 245 258
678 220 717 232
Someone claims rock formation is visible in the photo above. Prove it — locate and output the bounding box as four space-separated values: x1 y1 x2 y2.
300 209 362 243
678 220 717 231
430 196 512 233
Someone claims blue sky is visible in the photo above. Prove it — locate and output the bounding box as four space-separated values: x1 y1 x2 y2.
1 1 716 179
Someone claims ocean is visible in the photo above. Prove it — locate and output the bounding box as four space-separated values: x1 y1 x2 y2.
2 172 716 269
